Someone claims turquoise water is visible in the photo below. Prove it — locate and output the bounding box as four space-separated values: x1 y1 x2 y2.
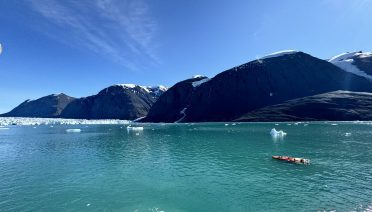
0 122 372 211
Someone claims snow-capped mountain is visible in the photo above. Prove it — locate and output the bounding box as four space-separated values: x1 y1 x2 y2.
143 50 372 122
1 84 167 120
259 50 299 60
329 51 372 80
60 84 167 120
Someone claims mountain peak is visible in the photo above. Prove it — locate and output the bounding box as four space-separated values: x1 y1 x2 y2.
260 50 300 60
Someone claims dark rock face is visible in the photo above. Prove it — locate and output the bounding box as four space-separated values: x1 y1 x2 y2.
183 52 372 122
143 52 372 123
0 93 75 118
60 85 162 120
141 77 208 122
235 91 372 121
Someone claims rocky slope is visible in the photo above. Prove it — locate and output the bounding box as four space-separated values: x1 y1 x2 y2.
60 84 166 120
235 91 372 121
0 93 75 118
141 76 209 122
1 84 167 120
143 51 372 122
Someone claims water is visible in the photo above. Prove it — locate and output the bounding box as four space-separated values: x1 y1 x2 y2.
0 122 372 211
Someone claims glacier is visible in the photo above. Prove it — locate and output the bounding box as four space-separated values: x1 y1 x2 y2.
0 117 130 126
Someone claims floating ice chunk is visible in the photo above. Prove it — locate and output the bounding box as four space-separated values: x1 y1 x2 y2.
331 123 338 126
225 123 229 126
270 128 287 137
66 129 81 133
127 125 144 131
345 132 351 137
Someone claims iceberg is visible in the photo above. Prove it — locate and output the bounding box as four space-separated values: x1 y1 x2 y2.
270 128 287 137
66 129 81 133
127 125 144 131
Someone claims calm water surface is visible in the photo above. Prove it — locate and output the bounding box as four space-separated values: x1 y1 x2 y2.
0 122 372 211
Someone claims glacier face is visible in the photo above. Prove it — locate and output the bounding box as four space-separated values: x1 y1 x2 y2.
0 117 130 126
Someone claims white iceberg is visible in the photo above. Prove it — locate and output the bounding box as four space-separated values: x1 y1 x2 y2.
270 128 287 137
127 125 144 131
66 129 81 133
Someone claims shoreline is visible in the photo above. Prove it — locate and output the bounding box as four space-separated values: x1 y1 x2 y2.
1 117 372 126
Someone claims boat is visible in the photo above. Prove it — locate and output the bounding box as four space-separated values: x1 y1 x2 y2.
272 156 310 164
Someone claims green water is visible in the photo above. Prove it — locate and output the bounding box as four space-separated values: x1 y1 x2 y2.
0 122 371 211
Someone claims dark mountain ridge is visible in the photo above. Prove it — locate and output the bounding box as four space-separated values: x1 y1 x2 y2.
235 91 372 122
1 84 167 120
0 93 75 118
143 51 372 122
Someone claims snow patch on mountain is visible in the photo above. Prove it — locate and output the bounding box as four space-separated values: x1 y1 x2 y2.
328 51 372 80
116 84 168 96
260 50 299 60
175 107 187 123
192 75 206 79
192 78 210 87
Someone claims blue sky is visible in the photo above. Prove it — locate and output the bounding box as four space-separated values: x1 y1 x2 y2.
1 0 372 113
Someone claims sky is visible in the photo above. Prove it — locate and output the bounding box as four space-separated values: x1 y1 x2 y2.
1 0 372 113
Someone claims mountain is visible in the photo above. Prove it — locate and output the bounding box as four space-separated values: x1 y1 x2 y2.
235 91 372 122
0 93 75 118
329 51 372 80
1 84 167 120
141 76 209 122
60 84 167 120
143 50 372 122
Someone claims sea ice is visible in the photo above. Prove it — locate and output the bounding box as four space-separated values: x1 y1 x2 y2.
0 117 130 126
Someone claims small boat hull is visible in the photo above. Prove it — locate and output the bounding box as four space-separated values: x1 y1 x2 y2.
272 156 310 164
